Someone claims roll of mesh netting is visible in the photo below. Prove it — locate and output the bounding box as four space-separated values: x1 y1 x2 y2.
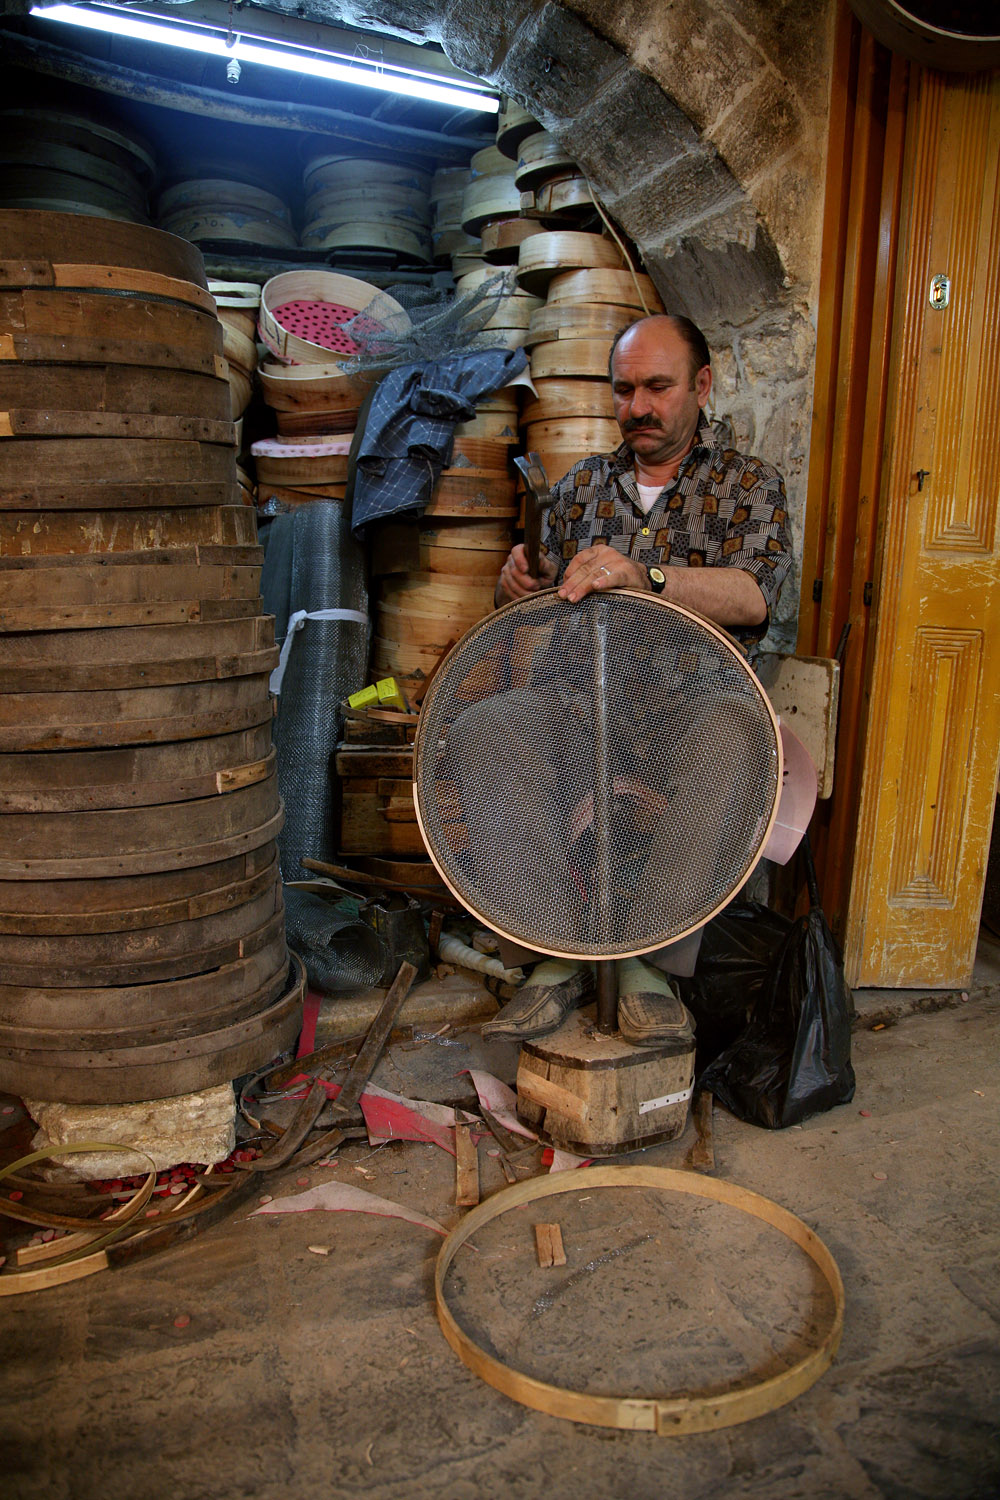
283 887 384 992
271 501 369 880
259 512 295 645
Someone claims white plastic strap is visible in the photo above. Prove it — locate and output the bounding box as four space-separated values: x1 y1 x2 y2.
270 607 369 695
638 1084 695 1116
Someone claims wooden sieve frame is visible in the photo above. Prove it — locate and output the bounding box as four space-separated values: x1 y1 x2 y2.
435 1164 845 1434
413 588 783 960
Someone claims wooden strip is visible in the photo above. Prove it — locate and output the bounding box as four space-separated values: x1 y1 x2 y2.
0 953 304 1104
544 268 664 311
0 596 261 633
0 675 275 751
0 846 279 934
531 339 619 380
435 1165 845 1434
0 775 281 872
454 1122 480 1207
0 480 238 513
534 1222 566 1267
0 504 255 558
281 960 418 1170
0 436 234 489
0 937 290 1036
0 888 283 986
0 362 232 429
515 1068 589 1126
0 206 207 284
0 289 222 373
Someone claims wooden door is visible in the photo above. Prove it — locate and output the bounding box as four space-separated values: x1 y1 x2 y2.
845 67 1000 988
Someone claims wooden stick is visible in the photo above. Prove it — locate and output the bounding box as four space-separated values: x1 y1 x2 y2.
286 960 418 1169
454 1123 480 1208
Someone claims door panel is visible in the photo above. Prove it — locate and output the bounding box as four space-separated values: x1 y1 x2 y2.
846 68 1000 987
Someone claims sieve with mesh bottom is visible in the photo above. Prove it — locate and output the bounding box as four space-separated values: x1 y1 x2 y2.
413 589 782 965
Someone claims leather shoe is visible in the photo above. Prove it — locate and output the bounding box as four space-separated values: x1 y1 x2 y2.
482 958 592 1041
616 957 695 1048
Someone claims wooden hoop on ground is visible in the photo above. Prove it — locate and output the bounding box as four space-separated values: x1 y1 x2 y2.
436 1165 844 1434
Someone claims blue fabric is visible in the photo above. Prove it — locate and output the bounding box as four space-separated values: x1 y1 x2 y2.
349 346 527 535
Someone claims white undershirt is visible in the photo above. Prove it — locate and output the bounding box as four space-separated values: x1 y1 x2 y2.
635 479 664 514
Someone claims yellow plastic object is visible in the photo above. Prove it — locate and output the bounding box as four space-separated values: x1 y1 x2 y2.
348 677 407 712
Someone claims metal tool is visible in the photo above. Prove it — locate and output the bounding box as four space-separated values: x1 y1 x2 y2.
512 450 551 579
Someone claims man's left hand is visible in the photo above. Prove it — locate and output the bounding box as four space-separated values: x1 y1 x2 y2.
558 544 649 603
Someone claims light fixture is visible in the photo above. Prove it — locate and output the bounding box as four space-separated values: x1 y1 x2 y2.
29 3 501 112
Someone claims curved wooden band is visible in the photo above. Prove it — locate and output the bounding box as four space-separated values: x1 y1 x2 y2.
435 1165 844 1435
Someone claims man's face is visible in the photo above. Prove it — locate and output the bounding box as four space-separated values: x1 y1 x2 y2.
610 321 712 468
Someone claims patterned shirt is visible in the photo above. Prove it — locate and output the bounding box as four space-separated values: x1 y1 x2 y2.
541 413 792 644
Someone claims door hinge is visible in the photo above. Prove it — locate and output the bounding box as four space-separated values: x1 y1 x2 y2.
812 579 823 603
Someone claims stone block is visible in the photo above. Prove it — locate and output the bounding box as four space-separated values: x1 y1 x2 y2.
559 66 702 189
495 2 629 121
438 0 539 79
25 1084 236 1180
600 146 743 243
643 214 786 331
714 72 804 187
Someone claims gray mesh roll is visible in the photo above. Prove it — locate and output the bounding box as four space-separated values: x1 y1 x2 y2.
259 512 295 645
272 502 369 881
283 887 384 992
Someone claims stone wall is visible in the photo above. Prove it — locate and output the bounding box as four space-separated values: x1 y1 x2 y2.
260 0 840 645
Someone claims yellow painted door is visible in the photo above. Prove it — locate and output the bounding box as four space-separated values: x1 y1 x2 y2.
845 67 1000 988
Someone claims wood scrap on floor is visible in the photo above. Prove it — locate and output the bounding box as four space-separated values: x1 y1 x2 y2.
534 1222 566 1268
454 1122 480 1207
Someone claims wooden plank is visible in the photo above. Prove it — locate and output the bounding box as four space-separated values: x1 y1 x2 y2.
0 504 258 560
534 1222 567 1268
454 1122 480 1207
0 738 274 814
0 436 233 489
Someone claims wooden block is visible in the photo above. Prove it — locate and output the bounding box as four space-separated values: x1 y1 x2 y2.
454 1121 480 1207
534 1222 566 1268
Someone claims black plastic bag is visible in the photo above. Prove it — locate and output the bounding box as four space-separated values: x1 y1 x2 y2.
680 901 792 1071
700 897 856 1129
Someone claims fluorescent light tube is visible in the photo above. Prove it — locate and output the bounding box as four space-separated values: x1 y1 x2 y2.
29 4 500 112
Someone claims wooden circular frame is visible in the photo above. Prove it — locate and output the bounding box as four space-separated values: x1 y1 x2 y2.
435 1165 844 1434
413 588 783 960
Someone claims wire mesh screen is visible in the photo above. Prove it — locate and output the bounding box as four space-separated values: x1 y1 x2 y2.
414 590 781 958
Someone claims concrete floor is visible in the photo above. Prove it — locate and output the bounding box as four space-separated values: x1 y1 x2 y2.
4 975 999 1499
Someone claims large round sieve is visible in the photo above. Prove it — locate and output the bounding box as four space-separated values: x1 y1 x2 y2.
413 589 782 959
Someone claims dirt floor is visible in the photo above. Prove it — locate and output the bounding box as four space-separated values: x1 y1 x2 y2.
4 965 999 1500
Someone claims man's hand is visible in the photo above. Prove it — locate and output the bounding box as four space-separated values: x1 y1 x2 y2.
558 544 649 603
495 543 558 606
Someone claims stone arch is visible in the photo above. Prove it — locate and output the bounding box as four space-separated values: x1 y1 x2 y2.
270 0 834 644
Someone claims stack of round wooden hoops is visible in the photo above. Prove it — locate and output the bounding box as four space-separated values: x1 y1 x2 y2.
0 209 302 1106
157 176 296 251
521 257 666 484
256 269 402 442
373 386 520 699
0 107 154 224
301 155 432 264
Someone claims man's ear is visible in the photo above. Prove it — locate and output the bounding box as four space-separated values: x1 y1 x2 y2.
696 365 713 407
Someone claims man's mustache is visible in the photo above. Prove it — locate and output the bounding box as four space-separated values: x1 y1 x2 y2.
622 416 665 433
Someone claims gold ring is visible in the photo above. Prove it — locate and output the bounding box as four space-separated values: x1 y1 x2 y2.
599 565 611 577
